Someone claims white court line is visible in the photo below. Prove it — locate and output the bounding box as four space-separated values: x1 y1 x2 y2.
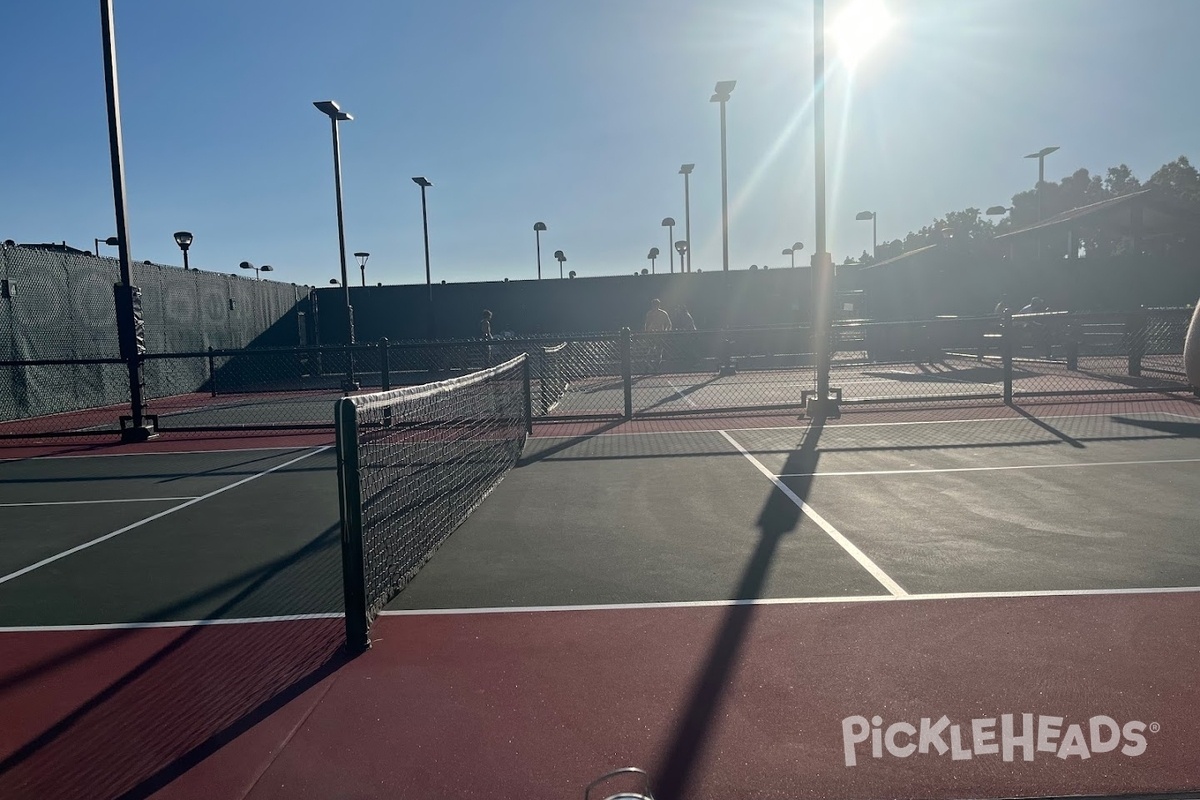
777 456 1200 478
0 497 200 508
0 445 323 463
0 446 331 587
0 612 342 634
717 429 907 597
379 585 1200 616
4 586 1200 632
664 377 700 409
529 411 1148 440
1165 411 1200 422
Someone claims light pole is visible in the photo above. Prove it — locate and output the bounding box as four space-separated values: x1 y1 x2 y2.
534 221 547 279
648 247 659 274
554 250 566 279
173 231 193 270
782 241 804 269
261 265 274 279
239 261 260 280
855 210 877 260
313 99 358 389
95 235 119 256
100 0 152 440
810 1 836 416
1024 146 1059 222
354 251 369 286
679 163 694 272
412 176 434 335
661 217 676 273
675 240 688 273
710 80 735 272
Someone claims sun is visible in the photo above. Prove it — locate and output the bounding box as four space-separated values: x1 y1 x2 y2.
830 0 896 69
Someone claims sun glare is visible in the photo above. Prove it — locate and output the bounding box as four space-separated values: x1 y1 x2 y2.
830 0 895 69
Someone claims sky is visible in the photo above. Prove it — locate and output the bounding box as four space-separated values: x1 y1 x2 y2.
2 0 1198 288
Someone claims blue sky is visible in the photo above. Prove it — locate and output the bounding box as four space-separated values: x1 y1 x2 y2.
3 0 1197 287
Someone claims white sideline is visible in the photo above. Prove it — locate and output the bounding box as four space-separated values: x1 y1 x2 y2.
0 497 200 508
0 447 331 587
717 429 908 597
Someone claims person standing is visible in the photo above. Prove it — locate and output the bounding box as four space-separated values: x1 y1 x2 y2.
479 309 493 367
642 299 672 373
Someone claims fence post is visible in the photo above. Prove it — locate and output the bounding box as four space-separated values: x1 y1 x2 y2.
207 346 217 397
620 328 633 420
379 338 390 391
1127 308 1147 377
1065 315 1079 371
1001 311 1013 405
522 355 534 435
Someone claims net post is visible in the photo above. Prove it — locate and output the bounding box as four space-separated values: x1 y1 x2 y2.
1127 307 1147 377
1001 311 1014 405
335 398 370 655
207 346 217 397
522 354 533 435
620 327 633 419
1065 315 1079 371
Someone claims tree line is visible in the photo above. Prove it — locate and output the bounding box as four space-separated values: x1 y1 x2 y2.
848 155 1199 265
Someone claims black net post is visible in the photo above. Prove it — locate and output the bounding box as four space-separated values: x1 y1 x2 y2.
207 346 218 397
1001 311 1014 405
1127 308 1147 377
335 398 370 655
620 327 633 420
522 354 533 435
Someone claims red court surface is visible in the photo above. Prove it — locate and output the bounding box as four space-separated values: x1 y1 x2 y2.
2 594 1198 800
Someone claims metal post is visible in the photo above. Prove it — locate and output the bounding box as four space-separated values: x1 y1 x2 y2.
101 0 153 442
182 248 190 271
668 225 674 274
1001 311 1014 404
536 229 542 280
329 115 358 389
207 346 217 397
420 184 433 336
335 398 370 654
683 171 692 273
522 355 534 435
620 327 633 419
809 0 836 418
872 213 878 261
719 99 730 273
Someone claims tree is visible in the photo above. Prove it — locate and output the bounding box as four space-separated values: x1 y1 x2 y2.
1104 164 1141 196
1147 156 1200 204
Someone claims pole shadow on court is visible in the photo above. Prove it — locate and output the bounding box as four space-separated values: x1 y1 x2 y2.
654 414 826 800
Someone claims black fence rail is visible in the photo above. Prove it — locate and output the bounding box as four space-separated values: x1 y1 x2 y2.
3 307 1195 440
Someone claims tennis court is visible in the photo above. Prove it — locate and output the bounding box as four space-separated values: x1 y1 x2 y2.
2 377 1199 798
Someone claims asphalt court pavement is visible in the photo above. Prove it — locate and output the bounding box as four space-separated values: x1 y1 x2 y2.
0 447 343 627
1 406 1198 629
388 407 1200 610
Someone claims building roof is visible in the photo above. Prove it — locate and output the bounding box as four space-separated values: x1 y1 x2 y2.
992 188 1200 242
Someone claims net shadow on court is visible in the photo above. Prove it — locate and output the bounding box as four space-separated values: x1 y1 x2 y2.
0 524 345 800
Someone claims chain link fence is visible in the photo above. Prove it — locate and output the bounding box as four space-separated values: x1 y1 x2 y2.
4 295 1195 439
1 243 310 440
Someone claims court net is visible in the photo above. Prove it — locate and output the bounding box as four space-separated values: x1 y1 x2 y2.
335 354 530 652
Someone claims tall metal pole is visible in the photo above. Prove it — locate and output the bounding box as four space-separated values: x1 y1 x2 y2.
330 118 353 344
668 224 674 273
182 249 190 271
420 184 433 335
872 213 877 260
683 172 693 273
812 0 834 413
536 229 542 280
719 100 730 272
101 0 152 441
